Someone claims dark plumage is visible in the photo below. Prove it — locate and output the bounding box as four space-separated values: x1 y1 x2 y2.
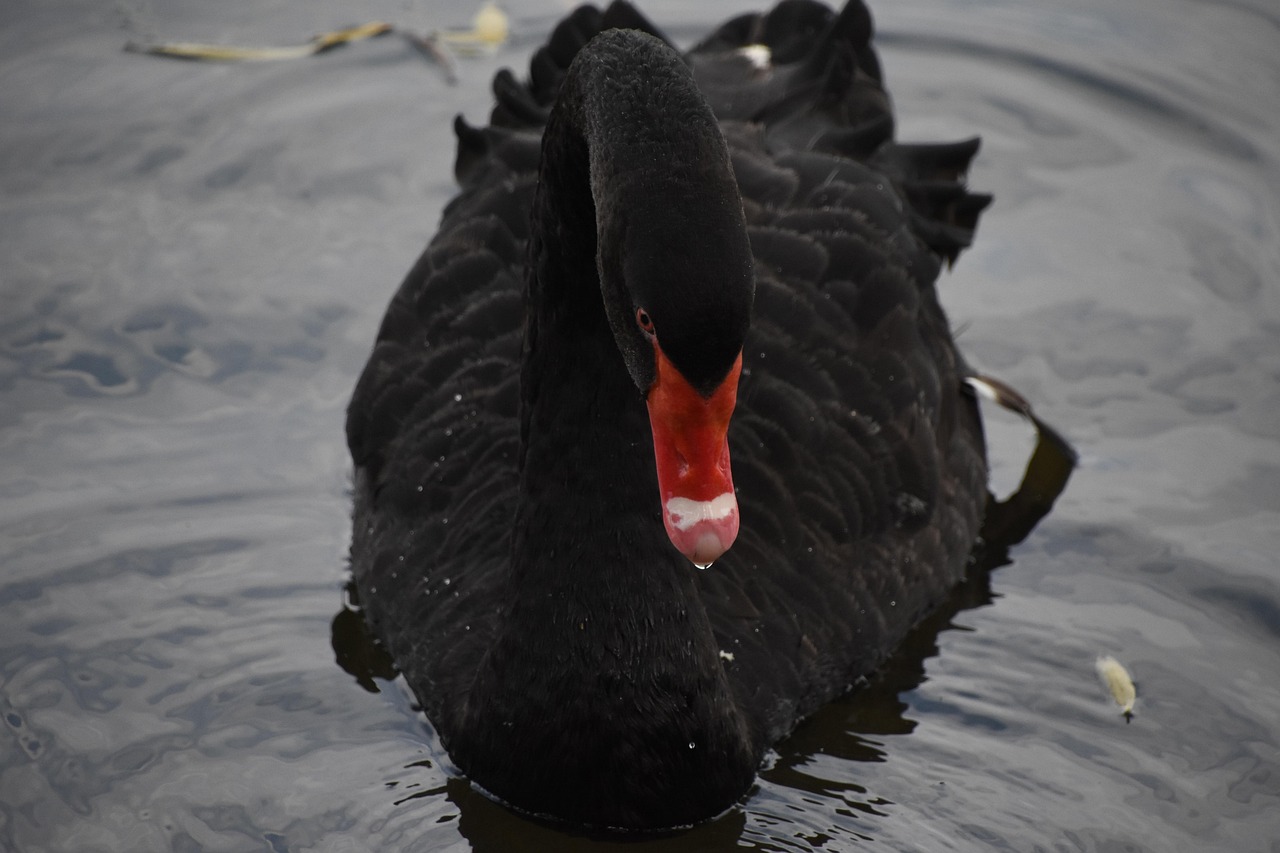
347 0 993 830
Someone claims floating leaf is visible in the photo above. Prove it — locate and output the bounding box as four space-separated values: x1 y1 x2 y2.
126 21 392 62
438 2 509 56
1095 655 1136 719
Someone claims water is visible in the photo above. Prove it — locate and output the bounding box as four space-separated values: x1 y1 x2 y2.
3 0 1278 850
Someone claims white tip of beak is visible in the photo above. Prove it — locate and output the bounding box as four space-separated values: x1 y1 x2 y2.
663 493 739 567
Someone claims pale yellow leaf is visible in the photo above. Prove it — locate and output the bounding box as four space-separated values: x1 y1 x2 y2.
439 2 509 55
1095 655 1136 717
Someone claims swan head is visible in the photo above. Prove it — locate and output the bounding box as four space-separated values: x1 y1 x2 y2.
608 203 752 568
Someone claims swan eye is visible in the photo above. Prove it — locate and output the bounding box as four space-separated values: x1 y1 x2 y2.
636 308 656 337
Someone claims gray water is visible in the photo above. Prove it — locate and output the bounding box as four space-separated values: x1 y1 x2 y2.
2 0 1278 850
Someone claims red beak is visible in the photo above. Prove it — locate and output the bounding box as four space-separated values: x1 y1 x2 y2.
644 348 742 566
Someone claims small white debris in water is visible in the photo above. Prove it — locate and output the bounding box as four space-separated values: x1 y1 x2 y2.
1096 655 1136 718
736 44 771 70
471 1 509 44
439 1 509 54
719 650 735 662
453 393 463 402
688 741 696 749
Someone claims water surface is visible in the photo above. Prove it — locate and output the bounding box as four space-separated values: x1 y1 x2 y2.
2 0 1278 850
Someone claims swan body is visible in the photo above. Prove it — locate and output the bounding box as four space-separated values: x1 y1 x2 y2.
348 0 991 830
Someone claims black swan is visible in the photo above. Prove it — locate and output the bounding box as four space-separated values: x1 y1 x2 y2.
346 0 1049 831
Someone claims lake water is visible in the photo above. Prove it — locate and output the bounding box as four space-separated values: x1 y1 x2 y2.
2 0 1278 850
